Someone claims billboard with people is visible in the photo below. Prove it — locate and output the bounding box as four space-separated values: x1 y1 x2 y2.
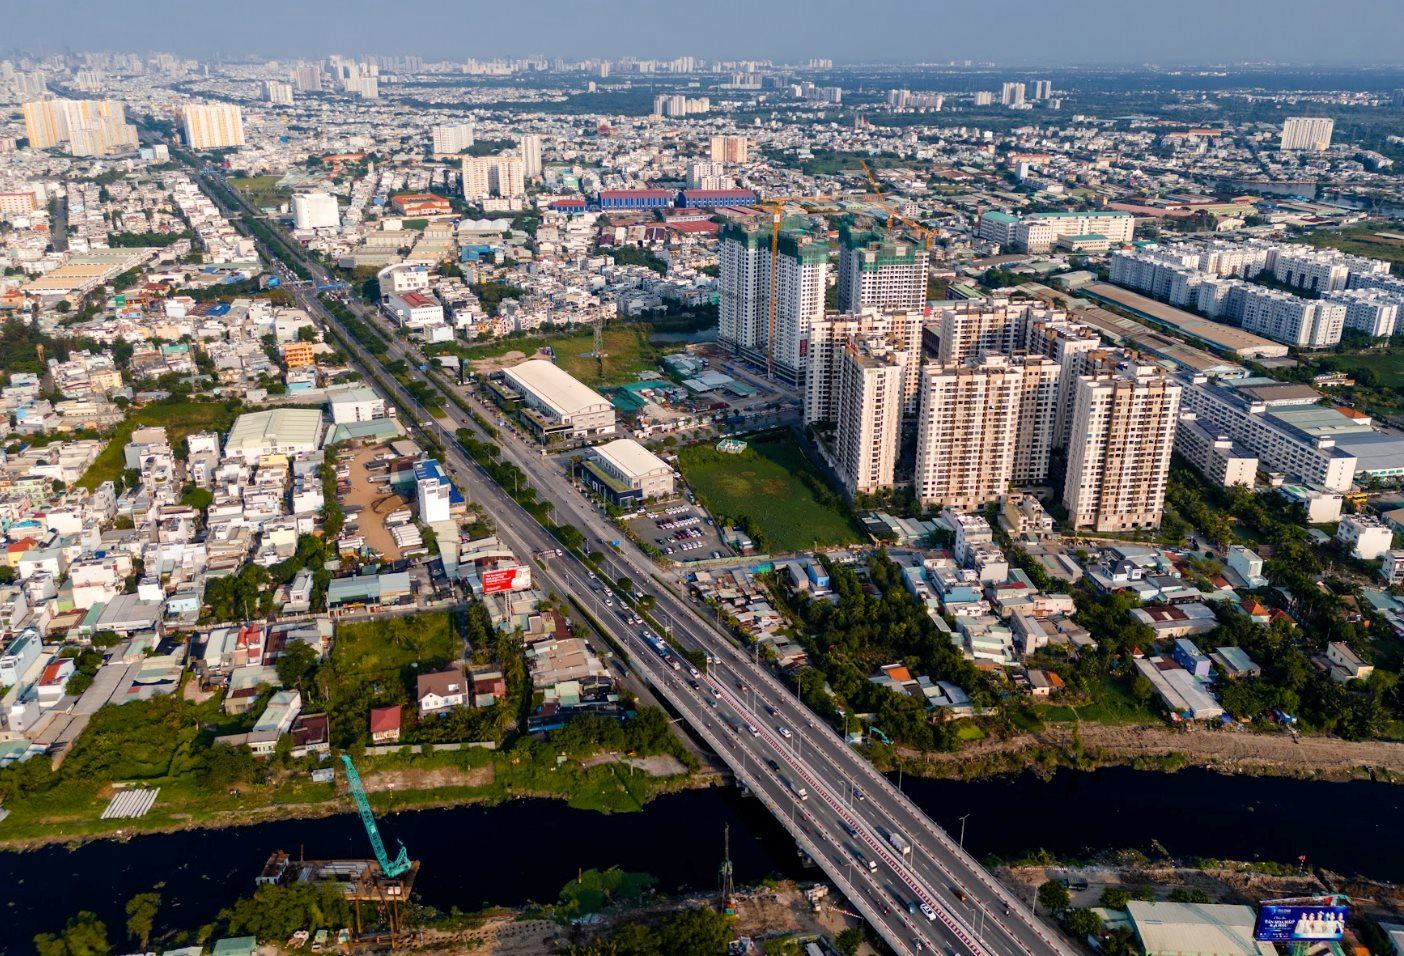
1254 905 1348 942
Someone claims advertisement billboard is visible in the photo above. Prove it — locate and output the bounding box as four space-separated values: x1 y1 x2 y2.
1254 905 1349 942
482 566 531 594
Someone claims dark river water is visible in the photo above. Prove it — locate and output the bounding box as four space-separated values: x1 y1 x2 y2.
2 767 1399 949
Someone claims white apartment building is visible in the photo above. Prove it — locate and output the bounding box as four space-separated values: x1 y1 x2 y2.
378 262 431 295
1239 287 1345 349
292 192 339 231
1280 116 1334 151
806 308 925 425
1336 514 1393 561
977 211 1019 247
717 223 828 385
461 155 525 201
1063 364 1181 533
1014 211 1134 253
686 161 731 191
417 472 452 524
264 80 294 105
518 133 543 179
1324 289 1401 338
833 337 907 496
182 103 245 150
1175 413 1258 488
837 225 928 314
933 298 1065 365
432 122 475 155
913 355 1024 510
1177 375 1356 492
1001 82 1026 107
710 135 749 163
1026 320 1103 447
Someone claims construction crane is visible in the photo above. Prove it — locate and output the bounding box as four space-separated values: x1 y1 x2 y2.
759 194 834 380
859 159 935 250
719 824 737 917
341 754 412 878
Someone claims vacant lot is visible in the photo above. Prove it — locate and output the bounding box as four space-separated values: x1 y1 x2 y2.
462 324 670 387
1316 351 1404 388
677 434 863 553
324 612 460 748
1297 226 1404 274
227 174 288 210
78 400 240 490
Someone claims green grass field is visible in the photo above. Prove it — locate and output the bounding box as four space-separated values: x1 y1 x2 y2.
677 435 864 552
77 401 240 490
228 174 288 210
1317 351 1404 388
461 324 670 387
1297 227 1404 274
1037 675 1160 726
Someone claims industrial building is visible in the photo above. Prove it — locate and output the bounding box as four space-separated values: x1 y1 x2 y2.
223 409 326 464
577 438 675 505
499 360 616 440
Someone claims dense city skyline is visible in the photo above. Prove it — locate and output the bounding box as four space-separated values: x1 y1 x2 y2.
8 0 1404 65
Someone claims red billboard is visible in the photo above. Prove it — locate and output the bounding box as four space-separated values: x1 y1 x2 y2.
483 566 531 594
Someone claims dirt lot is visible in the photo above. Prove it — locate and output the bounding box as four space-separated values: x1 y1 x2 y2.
904 722 1404 779
360 764 495 794
470 349 534 375
342 443 409 561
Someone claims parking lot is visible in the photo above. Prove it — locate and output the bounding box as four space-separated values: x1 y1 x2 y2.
624 500 731 563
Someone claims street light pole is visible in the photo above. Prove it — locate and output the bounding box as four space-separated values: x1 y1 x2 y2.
959 813 970 850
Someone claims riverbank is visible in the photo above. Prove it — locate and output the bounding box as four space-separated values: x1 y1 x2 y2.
0 756 715 853
895 722 1404 784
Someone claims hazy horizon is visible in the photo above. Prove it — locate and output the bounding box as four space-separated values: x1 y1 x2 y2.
9 0 1404 66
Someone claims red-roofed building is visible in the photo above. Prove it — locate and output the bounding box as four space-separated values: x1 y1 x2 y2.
37 657 75 707
666 220 720 236
390 193 452 217
369 705 402 743
550 197 587 211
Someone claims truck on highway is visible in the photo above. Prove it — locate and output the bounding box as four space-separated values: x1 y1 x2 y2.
888 830 912 857
781 777 808 801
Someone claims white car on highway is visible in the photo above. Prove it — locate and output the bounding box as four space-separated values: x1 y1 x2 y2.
920 902 936 922
777 725 792 739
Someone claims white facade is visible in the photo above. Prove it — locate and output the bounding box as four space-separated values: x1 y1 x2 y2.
1324 290 1401 338
717 224 827 384
837 228 928 314
1175 414 1258 488
292 192 339 231
518 133 544 178
1239 288 1345 349
590 439 674 498
913 355 1023 510
833 338 906 495
1337 514 1394 561
1063 364 1181 533
1015 211 1133 253
264 80 294 105
462 155 525 201
501 359 616 438
1280 117 1334 151
418 475 452 524
182 103 245 150
22 98 137 156
432 122 475 155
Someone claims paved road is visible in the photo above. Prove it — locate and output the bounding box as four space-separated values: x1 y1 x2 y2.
190 166 1069 956
50 194 68 253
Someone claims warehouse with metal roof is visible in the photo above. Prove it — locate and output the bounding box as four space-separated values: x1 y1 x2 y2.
500 360 616 440
223 409 326 463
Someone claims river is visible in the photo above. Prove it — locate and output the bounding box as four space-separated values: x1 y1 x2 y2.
3 767 1399 948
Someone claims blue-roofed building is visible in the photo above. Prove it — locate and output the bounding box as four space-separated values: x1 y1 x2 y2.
414 459 463 523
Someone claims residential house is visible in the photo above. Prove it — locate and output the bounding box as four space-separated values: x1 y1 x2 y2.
417 668 466 714
369 705 402 743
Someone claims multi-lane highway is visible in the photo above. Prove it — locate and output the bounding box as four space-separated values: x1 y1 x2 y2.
191 165 1070 956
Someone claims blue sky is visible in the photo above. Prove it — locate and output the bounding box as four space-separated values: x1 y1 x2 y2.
11 0 1404 64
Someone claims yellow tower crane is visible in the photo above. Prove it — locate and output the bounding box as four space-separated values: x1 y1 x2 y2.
859 159 936 250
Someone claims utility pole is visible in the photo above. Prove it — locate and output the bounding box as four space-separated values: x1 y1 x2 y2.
959 813 970 850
